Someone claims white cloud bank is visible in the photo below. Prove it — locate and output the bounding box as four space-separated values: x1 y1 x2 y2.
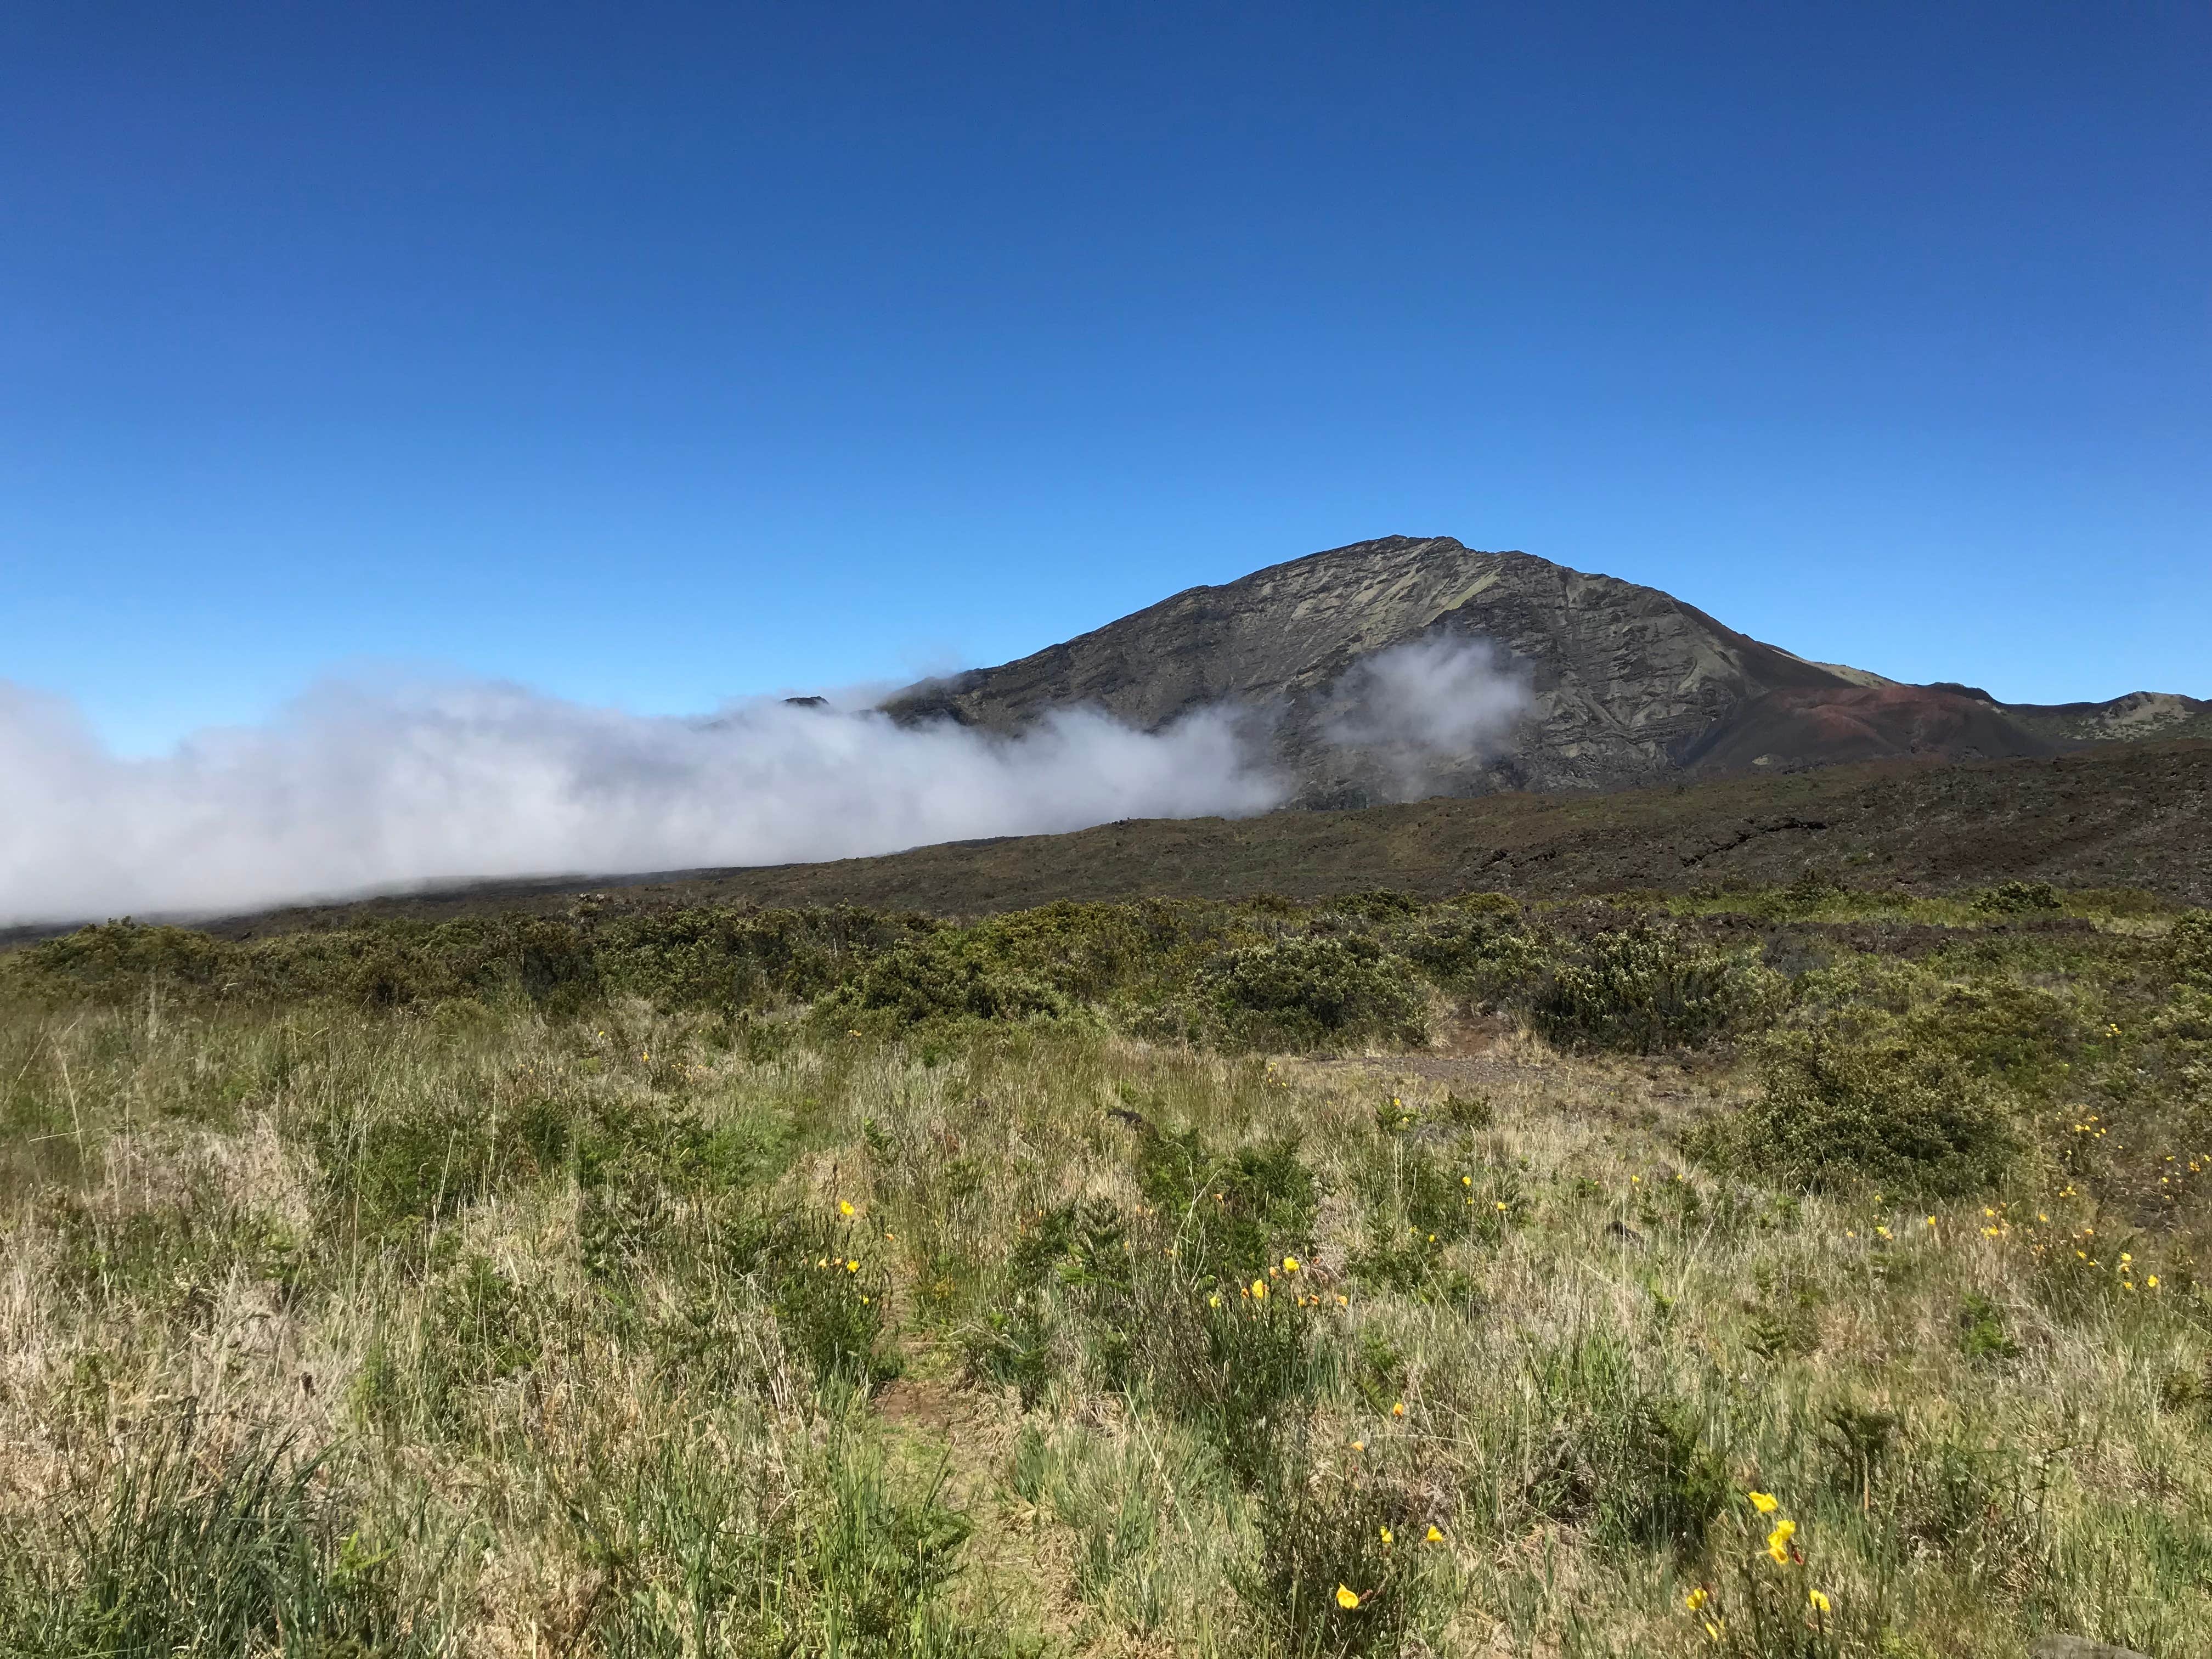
0 678 1285 926
1322 634 1532 798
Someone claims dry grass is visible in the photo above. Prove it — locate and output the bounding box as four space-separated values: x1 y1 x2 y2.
0 980 2207 1657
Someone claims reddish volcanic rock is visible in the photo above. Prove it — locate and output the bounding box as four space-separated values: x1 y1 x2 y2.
1682 685 2054 775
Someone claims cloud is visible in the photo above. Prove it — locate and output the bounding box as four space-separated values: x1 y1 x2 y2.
1320 634 1532 797
0 676 1286 926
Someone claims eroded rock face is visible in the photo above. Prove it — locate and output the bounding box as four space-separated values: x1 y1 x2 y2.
884 537 1872 804
880 534 2187 807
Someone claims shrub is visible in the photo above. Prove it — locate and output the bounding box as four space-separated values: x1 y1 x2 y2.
2172 911 2212 991
5 921 247 1003
1898 978 2083 1102
1198 934 1428 1049
1973 881 2062 915
1530 925 1770 1053
1718 1031 2020 1196
1135 1129 1319 1285
1401 909 1551 1001
846 939 1070 1025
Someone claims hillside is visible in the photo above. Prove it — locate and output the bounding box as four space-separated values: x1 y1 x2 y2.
128 738 2208 943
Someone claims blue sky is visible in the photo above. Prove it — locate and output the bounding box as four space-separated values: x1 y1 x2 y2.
4 2 2208 753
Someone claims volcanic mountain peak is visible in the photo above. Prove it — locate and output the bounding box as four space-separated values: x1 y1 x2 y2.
882 535 2198 807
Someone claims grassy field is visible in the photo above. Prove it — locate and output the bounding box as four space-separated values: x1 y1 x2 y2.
2 882 2209 1656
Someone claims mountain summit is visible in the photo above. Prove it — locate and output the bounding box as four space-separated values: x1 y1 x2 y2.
885 536 2207 806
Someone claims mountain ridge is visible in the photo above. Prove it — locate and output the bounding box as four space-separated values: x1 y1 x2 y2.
882 535 2205 804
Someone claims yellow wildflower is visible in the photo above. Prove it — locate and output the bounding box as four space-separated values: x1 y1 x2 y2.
1425 1525 1444 1543
1335 1584 1361 1610
1392 1401 1407 1418
1336 1293 1349 1306
1685 1586 1708 1610
1705 1620 1724 1642
1808 1589 1831 1615
1207 1293 1222 1308
1379 1526 1393 1544
1766 1518 1797 1562
1251 1279 1268 1300
844 1260 859 1273
839 1200 855 1217
1748 1491 1779 1514
1283 1255 1300 1273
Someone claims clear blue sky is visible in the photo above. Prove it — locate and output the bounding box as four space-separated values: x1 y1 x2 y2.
5 2 2207 753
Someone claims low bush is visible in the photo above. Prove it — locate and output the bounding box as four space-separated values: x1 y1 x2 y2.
1197 934 1428 1049
2173 911 2212 990
1974 880 2063 916
1529 925 1771 1053
1400 907 1550 1002
845 938 1071 1026
1716 1030 2021 1196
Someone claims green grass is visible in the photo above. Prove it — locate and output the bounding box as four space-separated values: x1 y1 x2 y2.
2 887 2209 1655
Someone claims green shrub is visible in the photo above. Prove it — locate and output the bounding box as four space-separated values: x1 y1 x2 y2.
1957 1291 2023 1365
1973 881 2062 915
5 921 247 1003
1718 1031 2020 1196
2172 911 2212 991
593 905 874 1007
1198 934 1428 1049
1135 1129 1319 1286
1530 926 1770 1053
1903 979 2081 1094
1401 909 1551 1001
847 939 1070 1025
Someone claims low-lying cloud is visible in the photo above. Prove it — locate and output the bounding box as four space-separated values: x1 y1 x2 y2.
0 678 1285 926
1321 634 1532 798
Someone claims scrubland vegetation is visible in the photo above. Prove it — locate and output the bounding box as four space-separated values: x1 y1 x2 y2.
3 884 2209 1656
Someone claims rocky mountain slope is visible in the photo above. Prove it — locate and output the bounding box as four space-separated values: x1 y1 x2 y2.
882 535 2202 806
114 738 2205 941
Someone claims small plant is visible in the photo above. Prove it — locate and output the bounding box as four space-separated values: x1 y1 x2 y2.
1957 1291 2023 1364
1525 1338 1729 1552
1239 1437 1418 1657
0 1415 433 1657
1680 1491 1848 1658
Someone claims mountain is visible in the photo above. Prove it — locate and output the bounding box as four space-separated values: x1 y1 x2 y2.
882 535 2203 806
